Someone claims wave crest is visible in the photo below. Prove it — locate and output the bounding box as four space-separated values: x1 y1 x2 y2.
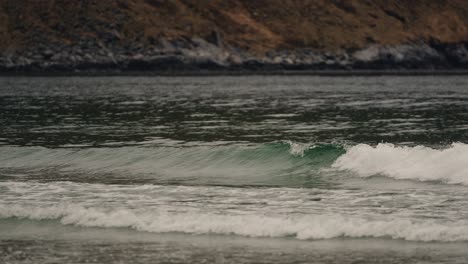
2 142 468 186
333 143 468 185
1 204 468 242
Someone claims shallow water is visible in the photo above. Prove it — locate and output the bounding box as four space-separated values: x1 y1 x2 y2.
1 76 468 263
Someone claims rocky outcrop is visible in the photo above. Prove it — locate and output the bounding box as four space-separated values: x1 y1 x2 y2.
2 37 468 73
1 0 468 73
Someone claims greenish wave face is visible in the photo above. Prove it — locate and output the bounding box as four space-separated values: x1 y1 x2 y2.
0 142 346 187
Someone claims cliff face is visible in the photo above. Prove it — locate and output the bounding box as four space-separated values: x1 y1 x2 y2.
1 0 468 72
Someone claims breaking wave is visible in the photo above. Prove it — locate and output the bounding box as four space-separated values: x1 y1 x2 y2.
1 204 468 242
333 143 468 185
1 142 468 185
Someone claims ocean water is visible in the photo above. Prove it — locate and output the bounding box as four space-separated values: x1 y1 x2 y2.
1 76 468 263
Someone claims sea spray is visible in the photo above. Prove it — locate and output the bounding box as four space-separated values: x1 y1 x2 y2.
333 143 468 185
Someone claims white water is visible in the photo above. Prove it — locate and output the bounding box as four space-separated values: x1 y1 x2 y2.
1 181 468 242
333 143 468 185
2 203 468 242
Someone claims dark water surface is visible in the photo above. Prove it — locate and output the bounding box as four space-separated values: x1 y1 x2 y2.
1 76 468 263
1 76 467 147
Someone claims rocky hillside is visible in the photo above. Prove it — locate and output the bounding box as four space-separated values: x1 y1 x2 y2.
1 0 468 72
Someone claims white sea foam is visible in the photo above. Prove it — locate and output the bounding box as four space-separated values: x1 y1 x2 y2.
1 204 468 242
283 140 313 157
333 143 468 185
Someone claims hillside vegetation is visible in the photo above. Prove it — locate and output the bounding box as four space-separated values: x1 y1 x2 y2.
2 0 468 52
1 0 468 72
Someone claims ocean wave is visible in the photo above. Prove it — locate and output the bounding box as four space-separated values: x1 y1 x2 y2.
1 204 468 242
2 142 468 186
0 143 344 185
333 143 468 185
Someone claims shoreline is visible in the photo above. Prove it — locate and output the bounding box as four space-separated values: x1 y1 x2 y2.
2 69 468 77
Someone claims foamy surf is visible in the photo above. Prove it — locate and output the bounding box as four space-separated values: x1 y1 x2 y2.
1 180 468 242
333 143 468 185
1 204 468 242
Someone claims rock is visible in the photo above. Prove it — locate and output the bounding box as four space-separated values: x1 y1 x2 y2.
2 31 468 72
51 53 62 61
32 54 44 61
353 46 380 62
227 54 243 65
284 57 294 65
43 49 54 58
131 54 144 60
447 44 468 65
98 49 107 56
73 47 84 56
157 38 175 52
171 39 188 49
17 56 33 66
273 56 283 64
206 30 223 47
84 53 94 62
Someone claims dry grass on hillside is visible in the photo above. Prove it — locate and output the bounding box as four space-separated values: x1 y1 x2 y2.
1 0 468 53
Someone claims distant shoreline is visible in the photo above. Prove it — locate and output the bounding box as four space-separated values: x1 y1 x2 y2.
2 69 468 77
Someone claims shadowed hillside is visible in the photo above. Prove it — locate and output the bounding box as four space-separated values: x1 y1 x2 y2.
1 0 468 72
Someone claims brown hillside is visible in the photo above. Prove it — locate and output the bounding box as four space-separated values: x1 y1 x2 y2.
1 0 468 54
